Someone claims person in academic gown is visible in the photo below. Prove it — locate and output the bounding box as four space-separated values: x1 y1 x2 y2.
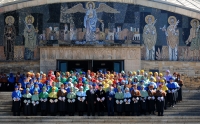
115 86 124 116
123 87 132 116
166 77 178 107
155 84 166 116
48 82 58 93
175 74 183 102
8 73 15 91
67 87 76 116
22 88 32 116
131 84 141 116
31 89 39 115
76 86 87 116
39 87 49 116
147 83 156 115
48 87 58 116
139 85 148 115
86 84 96 116
106 86 115 116
12 86 22 116
157 79 168 110
57 84 67 116
96 84 106 116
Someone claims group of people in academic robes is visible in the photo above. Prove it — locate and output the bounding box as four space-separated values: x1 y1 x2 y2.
11 69 183 116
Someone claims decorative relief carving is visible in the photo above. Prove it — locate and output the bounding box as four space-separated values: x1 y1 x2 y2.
41 47 141 60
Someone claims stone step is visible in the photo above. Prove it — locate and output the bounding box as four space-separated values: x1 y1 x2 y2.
0 116 200 123
1 111 200 116
1 119 200 123
1 108 200 112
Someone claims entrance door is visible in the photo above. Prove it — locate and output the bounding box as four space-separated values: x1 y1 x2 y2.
57 60 90 72
57 60 124 73
92 60 124 73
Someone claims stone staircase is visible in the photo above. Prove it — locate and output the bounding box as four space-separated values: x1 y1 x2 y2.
0 90 200 124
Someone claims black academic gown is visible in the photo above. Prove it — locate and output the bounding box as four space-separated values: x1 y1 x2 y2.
23 98 31 116
49 98 58 116
115 99 124 114
86 89 96 116
76 93 86 116
156 96 165 115
167 88 176 106
31 100 39 115
140 97 148 115
95 89 106 116
131 96 140 115
147 90 156 113
124 97 131 116
58 97 66 112
177 84 183 101
40 98 48 116
12 100 21 116
67 98 76 116
57 90 67 115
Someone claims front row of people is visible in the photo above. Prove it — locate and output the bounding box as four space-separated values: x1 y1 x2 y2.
12 80 177 116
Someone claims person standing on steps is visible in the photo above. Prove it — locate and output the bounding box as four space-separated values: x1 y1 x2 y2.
96 84 106 116
156 84 166 116
76 86 87 116
12 86 22 116
39 87 49 116
86 84 97 116
166 77 178 108
57 84 67 116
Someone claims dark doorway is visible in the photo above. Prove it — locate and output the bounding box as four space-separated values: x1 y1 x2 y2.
92 60 123 73
57 60 90 73
57 60 124 73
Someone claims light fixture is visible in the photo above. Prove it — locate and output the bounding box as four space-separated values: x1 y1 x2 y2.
76 63 80 66
101 63 105 66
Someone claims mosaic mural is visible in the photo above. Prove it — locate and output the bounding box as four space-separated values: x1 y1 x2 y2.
0 1 199 61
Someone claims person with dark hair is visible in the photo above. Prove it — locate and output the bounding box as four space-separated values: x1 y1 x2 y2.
156 84 166 116
57 84 67 116
131 84 141 116
96 84 106 116
147 83 156 115
175 74 183 102
12 85 22 116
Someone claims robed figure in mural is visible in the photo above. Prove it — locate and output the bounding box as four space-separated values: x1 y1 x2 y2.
84 2 98 41
186 19 200 61
162 16 179 61
24 15 38 60
143 15 157 60
65 2 119 42
4 16 16 60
